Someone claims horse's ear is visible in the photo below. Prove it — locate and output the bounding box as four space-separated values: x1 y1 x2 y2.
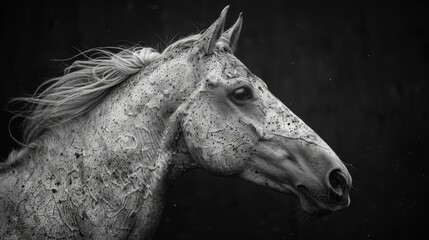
191 6 229 55
220 12 243 54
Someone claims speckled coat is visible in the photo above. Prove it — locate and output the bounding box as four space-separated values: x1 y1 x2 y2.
0 7 351 240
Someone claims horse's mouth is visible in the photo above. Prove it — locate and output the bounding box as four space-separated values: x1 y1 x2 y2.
296 186 332 216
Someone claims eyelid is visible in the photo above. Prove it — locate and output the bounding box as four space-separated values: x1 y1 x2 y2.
228 84 257 104
234 86 252 98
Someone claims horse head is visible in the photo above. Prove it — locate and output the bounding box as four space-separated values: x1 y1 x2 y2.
174 6 352 216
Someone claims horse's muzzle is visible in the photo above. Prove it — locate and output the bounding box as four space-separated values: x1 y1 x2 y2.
297 168 351 216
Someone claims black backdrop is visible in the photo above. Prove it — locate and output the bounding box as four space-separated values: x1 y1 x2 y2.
1 1 428 239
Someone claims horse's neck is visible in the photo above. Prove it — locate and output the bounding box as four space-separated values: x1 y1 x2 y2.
2 124 173 238
2 58 195 238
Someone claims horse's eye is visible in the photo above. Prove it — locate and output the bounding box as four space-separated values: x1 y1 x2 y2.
232 86 253 101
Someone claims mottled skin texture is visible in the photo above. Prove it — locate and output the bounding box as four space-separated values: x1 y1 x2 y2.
0 7 351 240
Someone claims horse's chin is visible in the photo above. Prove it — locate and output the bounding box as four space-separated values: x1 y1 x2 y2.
296 186 332 217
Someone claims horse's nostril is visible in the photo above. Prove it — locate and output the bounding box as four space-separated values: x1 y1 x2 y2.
328 169 348 199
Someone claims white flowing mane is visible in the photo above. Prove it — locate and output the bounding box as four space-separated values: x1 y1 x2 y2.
4 34 204 167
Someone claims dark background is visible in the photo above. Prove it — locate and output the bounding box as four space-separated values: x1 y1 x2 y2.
1 1 428 239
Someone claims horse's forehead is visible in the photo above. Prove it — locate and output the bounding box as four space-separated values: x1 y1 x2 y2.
209 53 266 87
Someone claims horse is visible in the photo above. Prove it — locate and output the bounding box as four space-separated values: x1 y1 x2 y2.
0 6 352 240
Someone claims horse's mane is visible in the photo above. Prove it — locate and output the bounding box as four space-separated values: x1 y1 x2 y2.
12 47 160 145
3 34 201 168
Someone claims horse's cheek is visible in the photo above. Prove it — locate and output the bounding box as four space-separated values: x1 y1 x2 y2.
182 119 244 175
